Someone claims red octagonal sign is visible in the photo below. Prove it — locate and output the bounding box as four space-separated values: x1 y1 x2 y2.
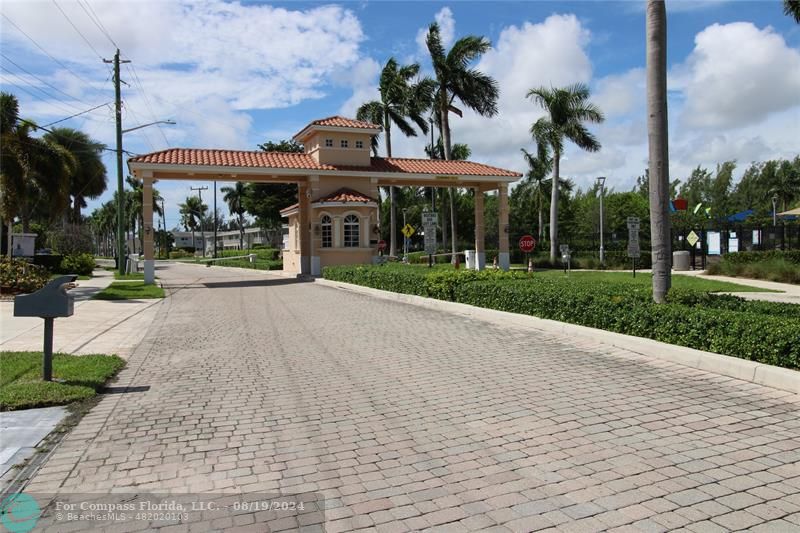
519 235 536 253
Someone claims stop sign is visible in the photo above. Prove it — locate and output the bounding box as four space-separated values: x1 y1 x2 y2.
377 240 387 251
519 235 536 253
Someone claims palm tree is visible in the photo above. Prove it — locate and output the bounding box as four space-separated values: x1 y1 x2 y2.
126 176 163 253
0 92 74 240
646 0 671 303
356 58 435 257
768 160 800 212
43 128 107 222
785 0 800 23
425 22 498 259
179 196 207 253
221 182 247 250
521 148 553 241
528 84 604 261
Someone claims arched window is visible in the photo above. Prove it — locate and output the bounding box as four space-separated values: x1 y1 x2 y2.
321 215 332 248
343 214 359 248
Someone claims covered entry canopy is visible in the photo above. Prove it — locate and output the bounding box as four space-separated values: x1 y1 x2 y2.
128 115 521 283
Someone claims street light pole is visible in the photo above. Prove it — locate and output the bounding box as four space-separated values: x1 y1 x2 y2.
597 176 606 267
402 208 408 263
772 195 778 227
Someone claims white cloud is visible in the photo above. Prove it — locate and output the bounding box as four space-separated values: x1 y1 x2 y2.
2 0 366 151
444 15 593 177
416 7 455 56
673 22 800 129
593 68 645 119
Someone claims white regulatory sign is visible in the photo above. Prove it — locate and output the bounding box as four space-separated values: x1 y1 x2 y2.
422 212 438 228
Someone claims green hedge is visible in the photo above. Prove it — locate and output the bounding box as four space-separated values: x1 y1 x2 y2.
323 265 800 369
57 253 96 276
722 250 800 265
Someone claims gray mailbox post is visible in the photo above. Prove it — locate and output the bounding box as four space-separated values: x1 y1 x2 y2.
14 275 78 381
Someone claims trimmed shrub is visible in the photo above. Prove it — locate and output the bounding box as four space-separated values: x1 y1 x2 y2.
707 249 800 284
33 254 63 271
169 249 192 259
58 253 96 276
721 250 800 265
0 258 50 294
322 265 800 369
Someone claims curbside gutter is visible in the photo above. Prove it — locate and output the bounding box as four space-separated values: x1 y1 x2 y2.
314 278 800 395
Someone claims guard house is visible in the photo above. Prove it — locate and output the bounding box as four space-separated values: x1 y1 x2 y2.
128 116 521 283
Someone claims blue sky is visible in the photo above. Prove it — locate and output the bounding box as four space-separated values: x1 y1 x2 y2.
1 0 798 229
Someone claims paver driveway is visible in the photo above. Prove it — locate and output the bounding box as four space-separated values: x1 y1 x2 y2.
23 263 800 532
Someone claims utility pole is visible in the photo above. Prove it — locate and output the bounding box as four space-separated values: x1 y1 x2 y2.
104 49 131 276
160 198 166 258
213 180 218 258
190 186 208 257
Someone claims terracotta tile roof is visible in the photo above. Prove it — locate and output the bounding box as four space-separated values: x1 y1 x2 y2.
129 149 521 178
315 188 375 204
128 148 320 169
279 203 298 214
308 115 381 130
332 157 522 178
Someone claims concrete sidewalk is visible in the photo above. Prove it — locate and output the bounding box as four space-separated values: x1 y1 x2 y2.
1 269 163 359
672 270 800 303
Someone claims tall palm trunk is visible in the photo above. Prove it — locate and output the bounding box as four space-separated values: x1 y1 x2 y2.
549 149 560 262
384 110 398 258
439 95 458 262
538 202 543 241
239 214 244 250
646 0 671 303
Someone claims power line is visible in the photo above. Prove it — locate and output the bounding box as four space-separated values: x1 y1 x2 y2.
1 13 93 88
0 73 81 115
76 0 118 49
16 117 140 157
41 101 114 128
51 0 105 60
125 62 170 147
1 53 90 106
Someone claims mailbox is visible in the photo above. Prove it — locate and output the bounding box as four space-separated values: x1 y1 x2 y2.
13 275 77 382
14 275 77 318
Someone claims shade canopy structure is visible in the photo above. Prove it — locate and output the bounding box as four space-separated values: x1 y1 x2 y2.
127 115 522 283
778 207 800 217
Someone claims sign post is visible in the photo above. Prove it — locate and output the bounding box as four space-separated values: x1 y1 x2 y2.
559 244 571 274
627 216 641 277
422 211 438 268
519 235 536 272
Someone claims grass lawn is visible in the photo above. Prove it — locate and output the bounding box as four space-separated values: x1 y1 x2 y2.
93 281 165 300
394 263 772 293
113 271 145 280
0 351 125 410
532 270 777 293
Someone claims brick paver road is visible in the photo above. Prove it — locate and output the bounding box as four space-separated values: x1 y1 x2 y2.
23 263 800 532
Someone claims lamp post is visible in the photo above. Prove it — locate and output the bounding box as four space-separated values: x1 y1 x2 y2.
402 208 408 263
772 195 778 227
596 176 607 267
116 119 176 276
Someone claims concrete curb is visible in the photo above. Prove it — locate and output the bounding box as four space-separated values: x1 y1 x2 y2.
314 278 800 395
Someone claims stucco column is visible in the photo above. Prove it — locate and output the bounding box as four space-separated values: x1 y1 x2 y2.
333 216 343 248
474 187 486 270
142 175 155 284
498 183 510 270
298 182 311 275
360 216 371 248
309 176 321 275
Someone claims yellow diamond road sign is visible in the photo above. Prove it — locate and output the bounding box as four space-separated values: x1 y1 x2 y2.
401 224 415 238
687 230 699 247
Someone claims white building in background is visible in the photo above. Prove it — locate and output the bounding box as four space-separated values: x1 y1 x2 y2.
170 227 273 253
